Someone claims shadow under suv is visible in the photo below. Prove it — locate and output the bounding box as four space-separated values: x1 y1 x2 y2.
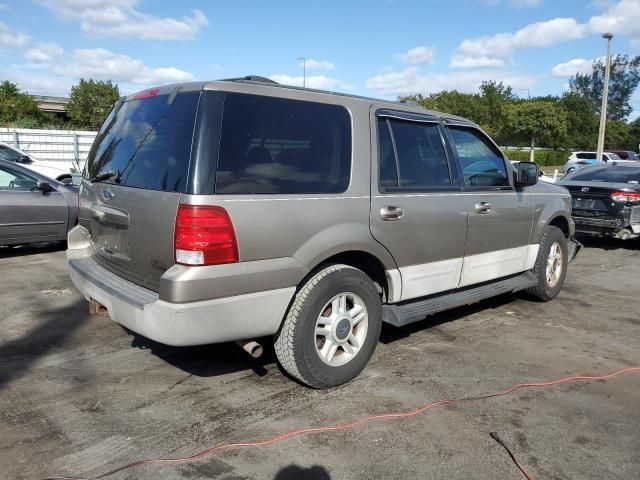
67 76 581 388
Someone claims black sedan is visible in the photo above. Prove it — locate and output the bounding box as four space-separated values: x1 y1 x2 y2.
0 158 78 246
559 162 640 240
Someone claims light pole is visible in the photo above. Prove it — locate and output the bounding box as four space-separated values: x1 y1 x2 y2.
519 89 535 162
298 57 306 88
596 33 613 162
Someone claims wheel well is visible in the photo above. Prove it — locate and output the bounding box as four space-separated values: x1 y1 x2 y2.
549 216 569 236
313 251 389 300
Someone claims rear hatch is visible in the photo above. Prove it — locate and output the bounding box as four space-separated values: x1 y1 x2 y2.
79 88 201 292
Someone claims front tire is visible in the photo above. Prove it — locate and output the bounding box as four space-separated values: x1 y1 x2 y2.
526 226 568 301
274 264 382 389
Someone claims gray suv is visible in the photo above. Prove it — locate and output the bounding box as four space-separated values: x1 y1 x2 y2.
67 76 580 388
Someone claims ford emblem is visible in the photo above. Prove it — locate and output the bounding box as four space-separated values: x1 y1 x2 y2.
102 187 115 201
581 187 590 193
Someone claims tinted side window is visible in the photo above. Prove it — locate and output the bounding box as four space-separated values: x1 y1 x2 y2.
577 152 597 160
448 127 509 187
378 119 398 189
215 94 351 194
0 145 22 162
86 92 199 192
378 119 451 191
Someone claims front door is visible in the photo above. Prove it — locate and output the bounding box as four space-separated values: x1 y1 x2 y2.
369 110 468 302
0 165 68 244
445 126 534 287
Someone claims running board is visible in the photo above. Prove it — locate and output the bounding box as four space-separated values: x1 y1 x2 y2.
382 271 537 327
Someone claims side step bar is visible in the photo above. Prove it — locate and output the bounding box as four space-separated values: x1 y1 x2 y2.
382 271 538 327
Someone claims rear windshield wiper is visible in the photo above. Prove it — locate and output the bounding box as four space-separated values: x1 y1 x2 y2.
90 169 121 183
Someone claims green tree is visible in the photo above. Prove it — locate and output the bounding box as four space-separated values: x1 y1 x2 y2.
67 79 120 129
504 101 568 161
569 54 640 121
0 80 41 127
559 92 598 150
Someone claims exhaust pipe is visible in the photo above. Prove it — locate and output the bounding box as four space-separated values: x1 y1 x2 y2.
236 340 263 358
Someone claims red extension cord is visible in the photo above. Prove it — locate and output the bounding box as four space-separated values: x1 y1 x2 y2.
43 366 640 480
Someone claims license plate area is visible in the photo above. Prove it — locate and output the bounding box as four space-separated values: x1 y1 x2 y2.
92 222 130 261
572 198 596 210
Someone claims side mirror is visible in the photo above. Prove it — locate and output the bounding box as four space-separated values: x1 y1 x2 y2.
36 181 55 193
515 161 539 187
18 155 32 164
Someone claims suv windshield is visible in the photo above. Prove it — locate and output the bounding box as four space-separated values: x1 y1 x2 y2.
85 92 199 192
569 166 640 183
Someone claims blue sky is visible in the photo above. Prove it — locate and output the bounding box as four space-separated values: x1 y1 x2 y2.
1 0 640 116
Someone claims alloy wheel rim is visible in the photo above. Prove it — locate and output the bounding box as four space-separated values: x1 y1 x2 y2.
315 292 368 367
546 241 563 288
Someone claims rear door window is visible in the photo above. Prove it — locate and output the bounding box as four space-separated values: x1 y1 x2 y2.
86 92 199 192
577 152 597 160
215 94 351 194
377 118 451 192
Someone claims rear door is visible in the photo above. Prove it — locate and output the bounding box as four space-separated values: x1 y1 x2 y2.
0 164 68 243
80 90 200 291
445 125 534 287
369 110 468 302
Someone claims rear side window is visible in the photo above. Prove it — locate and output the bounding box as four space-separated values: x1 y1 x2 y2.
86 92 199 192
377 117 451 192
215 94 351 194
0 145 22 162
577 153 597 160
448 127 509 188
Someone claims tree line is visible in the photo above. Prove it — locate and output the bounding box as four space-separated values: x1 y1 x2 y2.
0 78 120 130
403 54 640 154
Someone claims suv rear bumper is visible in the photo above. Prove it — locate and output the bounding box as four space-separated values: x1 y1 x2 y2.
67 230 295 347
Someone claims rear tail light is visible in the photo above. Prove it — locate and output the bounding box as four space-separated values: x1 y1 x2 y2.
610 191 640 204
174 205 238 266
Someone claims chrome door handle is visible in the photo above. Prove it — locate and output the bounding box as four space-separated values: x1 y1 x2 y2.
475 201 492 214
380 205 404 221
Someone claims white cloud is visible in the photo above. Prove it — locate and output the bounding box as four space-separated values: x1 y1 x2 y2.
509 0 543 8
0 21 30 48
396 46 436 65
551 58 600 77
631 37 640 49
0 69 73 96
51 48 194 85
39 0 208 41
24 42 64 64
450 55 505 68
269 74 353 91
365 67 539 97
451 0 640 68
301 59 335 71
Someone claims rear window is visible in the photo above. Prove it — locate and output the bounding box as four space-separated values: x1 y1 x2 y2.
85 92 199 192
214 93 351 194
569 166 640 184
576 152 597 159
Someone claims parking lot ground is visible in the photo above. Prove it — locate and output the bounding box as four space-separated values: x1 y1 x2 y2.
0 238 639 480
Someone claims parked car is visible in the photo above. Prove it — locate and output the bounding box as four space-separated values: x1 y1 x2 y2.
510 161 556 182
0 141 81 183
559 162 640 239
0 158 78 246
66 77 581 388
564 151 624 174
610 150 640 161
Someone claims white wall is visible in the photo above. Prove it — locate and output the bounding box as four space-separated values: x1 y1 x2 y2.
0 127 97 164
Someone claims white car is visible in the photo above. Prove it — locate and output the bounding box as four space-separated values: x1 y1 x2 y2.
0 141 82 182
564 151 625 174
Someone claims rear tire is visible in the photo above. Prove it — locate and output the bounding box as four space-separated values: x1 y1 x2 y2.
274 264 382 389
525 226 568 301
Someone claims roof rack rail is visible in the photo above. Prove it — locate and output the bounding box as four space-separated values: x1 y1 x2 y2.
221 75 279 85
